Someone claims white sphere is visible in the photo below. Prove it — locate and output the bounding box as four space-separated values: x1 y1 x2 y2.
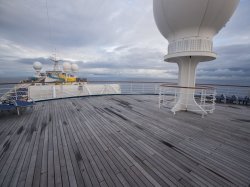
33 61 42 71
153 0 239 60
63 62 71 72
71 63 79 73
153 0 239 41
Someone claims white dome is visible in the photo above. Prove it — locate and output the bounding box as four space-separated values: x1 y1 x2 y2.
33 61 42 71
63 62 71 72
153 0 239 61
71 63 79 73
153 0 239 41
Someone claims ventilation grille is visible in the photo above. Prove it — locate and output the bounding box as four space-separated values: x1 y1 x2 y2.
168 38 213 54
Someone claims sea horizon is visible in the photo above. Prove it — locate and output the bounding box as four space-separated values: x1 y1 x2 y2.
0 76 250 87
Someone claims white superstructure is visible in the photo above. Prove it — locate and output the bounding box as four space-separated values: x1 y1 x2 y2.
29 83 121 101
28 60 121 101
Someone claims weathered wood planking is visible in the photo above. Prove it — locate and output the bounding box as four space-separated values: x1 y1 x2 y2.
0 95 250 187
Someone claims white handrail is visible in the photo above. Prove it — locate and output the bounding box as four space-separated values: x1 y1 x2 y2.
159 85 216 117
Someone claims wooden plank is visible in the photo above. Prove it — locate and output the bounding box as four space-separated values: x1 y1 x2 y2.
58 105 77 187
119 147 160 187
81 104 175 187
70 112 104 185
56 118 70 187
65 109 100 187
89 138 122 187
1 95 250 186
62 123 85 187
47 102 55 187
2 112 35 186
25 104 44 187
0 115 28 171
39 112 49 187
8 140 30 187
1 125 30 187
106 149 140 187
32 119 46 187
83 100 207 186
79 103 158 187
52 100 62 187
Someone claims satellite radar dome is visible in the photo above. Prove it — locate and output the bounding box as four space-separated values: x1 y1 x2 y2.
153 0 239 61
33 61 42 71
71 63 79 73
153 0 239 115
63 62 71 72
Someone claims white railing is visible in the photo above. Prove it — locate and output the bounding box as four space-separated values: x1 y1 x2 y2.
0 85 29 101
26 82 161 101
27 83 120 101
0 81 249 104
0 81 163 102
215 87 249 98
159 84 216 116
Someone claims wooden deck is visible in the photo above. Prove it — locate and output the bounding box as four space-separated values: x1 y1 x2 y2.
0 95 250 187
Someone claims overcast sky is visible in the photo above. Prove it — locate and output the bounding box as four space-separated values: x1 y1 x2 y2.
0 0 249 84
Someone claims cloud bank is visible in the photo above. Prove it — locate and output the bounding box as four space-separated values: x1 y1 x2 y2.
0 0 249 84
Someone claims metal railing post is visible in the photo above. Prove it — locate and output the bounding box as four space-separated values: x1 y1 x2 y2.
159 87 162 108
174 88 177 104
15 86 17 100
52 85 56 99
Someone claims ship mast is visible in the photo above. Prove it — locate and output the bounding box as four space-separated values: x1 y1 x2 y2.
46 0 61 72
50 53 61 71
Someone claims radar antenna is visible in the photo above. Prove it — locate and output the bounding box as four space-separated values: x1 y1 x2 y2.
50 52 62 71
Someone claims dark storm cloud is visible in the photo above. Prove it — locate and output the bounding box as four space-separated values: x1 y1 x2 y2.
197 43 250 81
216 44 250 58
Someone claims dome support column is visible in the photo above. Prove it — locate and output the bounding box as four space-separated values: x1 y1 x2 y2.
171 57 207 115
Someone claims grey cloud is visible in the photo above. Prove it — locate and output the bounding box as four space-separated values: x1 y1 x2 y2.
17 57 51 65
0 0 153 49
197 43 250 81
15 46 166 70
113 45 132 51
0 0 250 84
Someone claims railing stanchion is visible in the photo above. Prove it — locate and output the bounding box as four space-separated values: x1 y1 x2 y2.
158 84 216 117
174 88 177 104
159 87 161 108
15 86 17 100
52 86 56 99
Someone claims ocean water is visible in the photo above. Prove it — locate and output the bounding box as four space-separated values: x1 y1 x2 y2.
1 76 249 86
0 77 26 97
88 77 250 96
0 77 250 98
